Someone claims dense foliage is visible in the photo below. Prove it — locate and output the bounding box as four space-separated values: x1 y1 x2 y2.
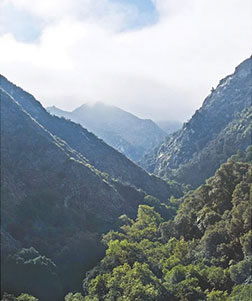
1 293 38 301
1 58 251 301
0 76 180 300
80 158 251 300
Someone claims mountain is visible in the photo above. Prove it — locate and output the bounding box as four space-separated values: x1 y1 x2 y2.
140 57 252 188
0 75 180 300
81 155 252 300
156 120 182 135
47 102 166 162
0 76 180 202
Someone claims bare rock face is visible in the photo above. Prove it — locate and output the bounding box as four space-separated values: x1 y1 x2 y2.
140 57 252 188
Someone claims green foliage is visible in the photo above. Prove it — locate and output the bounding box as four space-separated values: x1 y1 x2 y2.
228 285 252 301
3 71 251 300
82 160 252 300
136 205 163 228
202 266 231 291
64 293 85 301
240 230 252 257
87 262 164 301
229 258 252 284
231 145 252 163
1 293 17 301
2 75 182 300
16 294 38 301
1 293 38 301
206 289 228 301
143 195 177 221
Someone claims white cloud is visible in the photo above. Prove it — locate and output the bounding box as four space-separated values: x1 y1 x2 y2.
0 0 251 121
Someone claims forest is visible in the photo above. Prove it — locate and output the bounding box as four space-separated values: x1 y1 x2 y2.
2 147 251 300
1 57 251 300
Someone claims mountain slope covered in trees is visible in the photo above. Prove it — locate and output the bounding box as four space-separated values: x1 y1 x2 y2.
3 149 252 300
0 75 179 202
1 57 251 301
0 77 180 300
140 57 252 188
47 102 166 162
79 151 252 300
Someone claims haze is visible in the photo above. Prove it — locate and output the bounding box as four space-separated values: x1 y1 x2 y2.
0 0 251 121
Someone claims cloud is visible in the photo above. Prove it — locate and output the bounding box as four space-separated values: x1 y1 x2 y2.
0 0 251 121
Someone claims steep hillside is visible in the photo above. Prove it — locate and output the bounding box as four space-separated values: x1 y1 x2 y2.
140 57 252 188
0 75 180 202
0 78 179 300
80 156 252 300
0 87 138 299
47 102 166 162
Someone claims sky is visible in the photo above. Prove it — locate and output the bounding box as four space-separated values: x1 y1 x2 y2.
0 0 251 122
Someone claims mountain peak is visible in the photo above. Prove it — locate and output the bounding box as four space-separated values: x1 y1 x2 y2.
50 102 166 162
76 101 106 109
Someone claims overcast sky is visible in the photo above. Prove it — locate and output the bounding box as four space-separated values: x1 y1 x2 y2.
0 0 251 121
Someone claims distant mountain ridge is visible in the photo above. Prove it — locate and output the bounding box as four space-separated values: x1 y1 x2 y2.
1 57 251 300
156 120 182 134
0 74 181 299
0 75 179 202
47 102 166 162
140 57 252 188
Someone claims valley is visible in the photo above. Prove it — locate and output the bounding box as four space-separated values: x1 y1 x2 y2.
0 57 251 300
